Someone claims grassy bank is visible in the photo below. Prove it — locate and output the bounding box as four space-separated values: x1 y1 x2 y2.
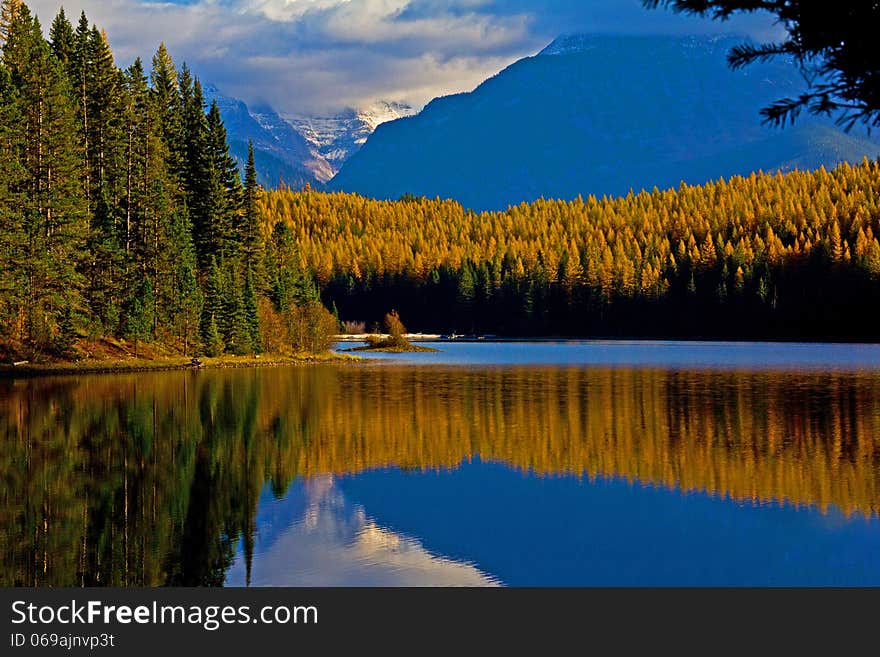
0 337 356 378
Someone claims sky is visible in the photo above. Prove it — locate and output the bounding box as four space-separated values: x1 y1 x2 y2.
25 0 781 116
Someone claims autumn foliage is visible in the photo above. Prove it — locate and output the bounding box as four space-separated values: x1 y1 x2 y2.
259 159 880 339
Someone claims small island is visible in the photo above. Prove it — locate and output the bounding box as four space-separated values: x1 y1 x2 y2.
347 312 440 353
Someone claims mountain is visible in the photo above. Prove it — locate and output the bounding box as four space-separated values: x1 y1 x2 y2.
203 85 329 189
285 101 416 172
203 86 413 188
329 34 880 211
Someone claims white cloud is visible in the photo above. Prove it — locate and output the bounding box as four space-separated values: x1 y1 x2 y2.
24 0 777 115
25 0 538 114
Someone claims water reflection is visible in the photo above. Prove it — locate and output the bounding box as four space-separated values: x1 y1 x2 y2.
1 360 879 586
225 476 499 587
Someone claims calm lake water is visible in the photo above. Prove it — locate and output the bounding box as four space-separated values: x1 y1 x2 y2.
3 341 880 586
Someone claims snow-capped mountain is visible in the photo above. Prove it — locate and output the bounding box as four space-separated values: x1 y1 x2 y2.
203 84 324 189
285 101 416 172
203 85 413 187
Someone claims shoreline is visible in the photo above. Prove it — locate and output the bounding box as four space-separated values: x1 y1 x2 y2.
345 345 440 353
337 334 880 346
0 352 357 378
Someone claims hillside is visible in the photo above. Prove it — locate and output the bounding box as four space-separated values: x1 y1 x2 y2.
265 160 880 339
330 34 880 210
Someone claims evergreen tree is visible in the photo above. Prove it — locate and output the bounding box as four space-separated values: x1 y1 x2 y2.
149 43 180 159
220 268 249 355
243 267 261 353
122 57 149 259
241 140 259 268
0 2 335 359
123 277 154 357
0 57 28 341
207 99 241 261
199 257 224 356
69 11 90 205
169 210 200 355
1 6 86 352
48 7 74 66
0 0 21 46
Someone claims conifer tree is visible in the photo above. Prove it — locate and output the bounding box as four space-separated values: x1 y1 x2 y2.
122 57 149 259
241 140 259 269
169 210 200 355
0 0 21 46
220 268 250 354
48 8 73 65
2 6 86 352
123 277 154 357
149 43 180 159
70 11 90 205
199 257 224 356
180 74 214 267
0 2 338 358
206 99 241 261
243 267 261 353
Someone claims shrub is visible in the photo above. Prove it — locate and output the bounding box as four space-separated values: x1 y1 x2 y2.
384 310 409 348
287 300 339 354
343 320 366 334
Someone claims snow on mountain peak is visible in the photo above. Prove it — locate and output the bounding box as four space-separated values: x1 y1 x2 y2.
201 85 417 185
284 100 416 169
357 101 417 132
539 34 599 57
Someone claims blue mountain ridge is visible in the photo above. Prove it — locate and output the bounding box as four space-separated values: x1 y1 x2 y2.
330 34 880 211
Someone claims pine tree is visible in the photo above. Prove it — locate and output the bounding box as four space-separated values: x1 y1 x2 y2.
243 267 261 353
123 277 154 357
241 140 259 269
206 99 242 260
48 8 74 66
169 210 200 355
199 257 224 356
70 11 91 207
149 43 180 160
180 74 214 267
0 0 21 46
122 57 149 259
220 268 249 355
0 4 336 358
2 6 87 352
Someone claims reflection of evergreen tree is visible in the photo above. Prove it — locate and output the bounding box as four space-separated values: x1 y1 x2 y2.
2 365 880 586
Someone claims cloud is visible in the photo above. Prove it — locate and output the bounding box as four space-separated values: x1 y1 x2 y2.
24 0 779 115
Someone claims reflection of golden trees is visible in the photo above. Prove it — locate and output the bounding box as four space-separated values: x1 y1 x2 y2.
293 367 880 518
1 365 879 585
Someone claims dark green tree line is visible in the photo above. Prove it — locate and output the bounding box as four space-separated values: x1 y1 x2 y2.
0 1 335 360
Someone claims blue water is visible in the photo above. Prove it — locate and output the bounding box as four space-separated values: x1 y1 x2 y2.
221 341 880 586
339 339 880 370
225 461 880 587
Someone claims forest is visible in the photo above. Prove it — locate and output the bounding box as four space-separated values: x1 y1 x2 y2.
3 1 880 355
261 160 880 340
0 0 336 363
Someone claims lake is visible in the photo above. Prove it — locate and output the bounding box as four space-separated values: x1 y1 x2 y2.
2 341 880 586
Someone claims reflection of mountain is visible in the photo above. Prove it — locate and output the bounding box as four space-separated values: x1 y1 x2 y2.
225 476 500 587
3 363 880 585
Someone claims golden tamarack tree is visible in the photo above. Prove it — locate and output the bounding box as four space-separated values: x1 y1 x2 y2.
260 159 880 338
